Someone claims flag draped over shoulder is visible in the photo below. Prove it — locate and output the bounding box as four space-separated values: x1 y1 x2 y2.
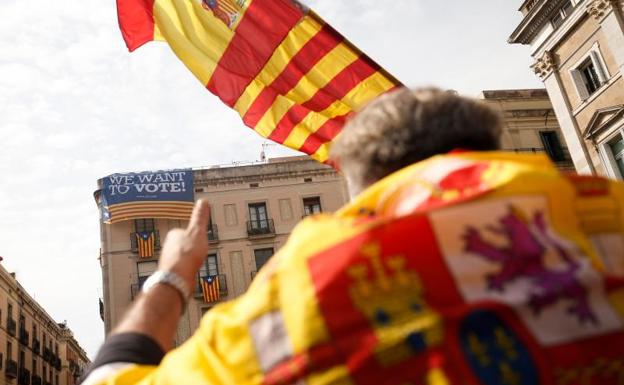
82 152 624 385
116 0 400 163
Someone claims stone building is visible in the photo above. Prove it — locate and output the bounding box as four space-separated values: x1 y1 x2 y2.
0 265 89 385
97 156 349 344
480 88 576 171
509 0 624 178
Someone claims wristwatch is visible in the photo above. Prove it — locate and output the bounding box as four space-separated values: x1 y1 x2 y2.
141 271 191 312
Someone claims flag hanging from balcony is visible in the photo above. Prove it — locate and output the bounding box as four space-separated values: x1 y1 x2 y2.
116 0 401 164
136 231 156 258
202 276 221 303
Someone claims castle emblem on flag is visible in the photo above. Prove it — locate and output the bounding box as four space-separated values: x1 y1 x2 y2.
201 0 246 29
464 208 596 324
347 243 443 367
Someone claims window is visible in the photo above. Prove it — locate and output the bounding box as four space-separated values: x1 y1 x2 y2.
303 197 322 216
609 134 624 178
550 0 574 28
138 275 149 289
32 358 37 375
134 218 156 233
254 248 274 270
248 203 269 229
540 131 565 162
7 341 12 360
579 59 601 95
19 350 25 368
570 44 609 101
8 303 13 319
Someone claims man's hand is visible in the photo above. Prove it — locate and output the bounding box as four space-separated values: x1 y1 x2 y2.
158 199 211 290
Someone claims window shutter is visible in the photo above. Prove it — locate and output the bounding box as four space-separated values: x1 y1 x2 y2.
571 69 590 101
590 50 608 83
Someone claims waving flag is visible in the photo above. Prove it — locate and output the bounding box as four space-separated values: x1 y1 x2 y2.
116 0 400 163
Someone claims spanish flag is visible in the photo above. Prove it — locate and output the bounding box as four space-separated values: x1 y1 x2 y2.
116 0 400 163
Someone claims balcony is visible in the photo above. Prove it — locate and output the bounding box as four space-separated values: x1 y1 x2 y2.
195 274 228 298
43 347 51 362
6 359 18 378
19 329 29 346
511 147 575 171
207 224 219 243
54 357 61 371
130 231 161 254
7 317 16 336
131 284 140 300
33 339 40 354
246 219 275 238
19 367 31 385
31 375 42 385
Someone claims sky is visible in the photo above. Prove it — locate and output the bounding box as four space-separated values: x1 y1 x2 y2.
0 0 542 358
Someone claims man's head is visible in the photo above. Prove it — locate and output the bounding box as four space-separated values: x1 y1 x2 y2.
330 87 503 195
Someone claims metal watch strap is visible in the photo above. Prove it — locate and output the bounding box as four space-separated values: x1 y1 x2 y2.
141 271 190 312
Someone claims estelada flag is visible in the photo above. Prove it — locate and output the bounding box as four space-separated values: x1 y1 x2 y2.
201 275 221 303
116 0 400 163
136 231 156 258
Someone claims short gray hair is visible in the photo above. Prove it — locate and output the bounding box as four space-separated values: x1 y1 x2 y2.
330 87 502 194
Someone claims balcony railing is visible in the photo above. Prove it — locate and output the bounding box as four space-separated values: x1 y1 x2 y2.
511 147 575 169
7 318 16 336
19 367 31 385
246 219 275 237
131 284 140 300
31 374 42 385
33 339 40 354
19 329 29 346
53 356 61 371
195 274 228 297
130 231 161 254
42 348 51 362
207 224 219 243
6 359 18 378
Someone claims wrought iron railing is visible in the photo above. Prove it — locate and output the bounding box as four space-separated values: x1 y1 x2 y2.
207 224 219 242
196 274 228 296
246 219 275 237
5 359 18 378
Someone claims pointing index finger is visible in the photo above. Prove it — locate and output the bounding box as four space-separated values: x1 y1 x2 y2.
189 199 210 231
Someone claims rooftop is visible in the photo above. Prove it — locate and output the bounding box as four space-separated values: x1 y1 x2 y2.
479 89 549 100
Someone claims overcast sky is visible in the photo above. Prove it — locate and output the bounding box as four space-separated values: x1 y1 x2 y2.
0 0 541 358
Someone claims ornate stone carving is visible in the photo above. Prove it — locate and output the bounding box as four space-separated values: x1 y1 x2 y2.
587 0 620 21
531 51 557 81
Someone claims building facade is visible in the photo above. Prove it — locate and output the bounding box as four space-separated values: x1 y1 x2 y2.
0 266 89 385
509 0 624 177
97 157 349 344
480 88 576 171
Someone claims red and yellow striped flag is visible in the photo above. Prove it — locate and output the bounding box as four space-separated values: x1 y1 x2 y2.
116 0 400 163
136 231 156 258
201 275 221 303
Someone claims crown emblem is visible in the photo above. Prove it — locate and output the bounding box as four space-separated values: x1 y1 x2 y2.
347 243 443 367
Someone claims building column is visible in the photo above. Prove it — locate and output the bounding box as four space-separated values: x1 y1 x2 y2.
588 0 624 75
532 51 596 174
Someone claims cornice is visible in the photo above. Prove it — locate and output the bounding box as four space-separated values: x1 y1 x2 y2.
509 0 570 44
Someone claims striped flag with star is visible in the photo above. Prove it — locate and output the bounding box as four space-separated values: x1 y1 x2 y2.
136 231 156 258
201 276 221 303
116 0 400 163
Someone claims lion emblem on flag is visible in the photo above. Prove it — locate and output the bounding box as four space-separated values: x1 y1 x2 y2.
201 0 245 28
463 208 597 324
